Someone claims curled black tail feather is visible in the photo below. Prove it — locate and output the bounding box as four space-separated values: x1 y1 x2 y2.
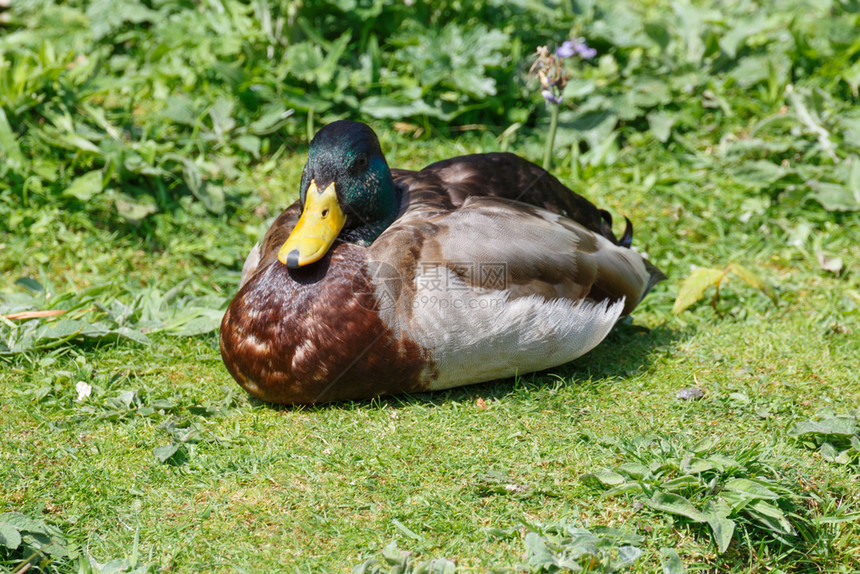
620 217 634 248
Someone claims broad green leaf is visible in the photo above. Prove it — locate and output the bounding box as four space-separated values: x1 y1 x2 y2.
730 54 789 90
248 102 293 136
63 170 104 201
59 132 101 154
731 160 787 188
706 454 739 470
523 532 555 566
163 95 198 126
417 558 456 574
704 501 735 553
644 21 671 49
729 263 776 303
647 110 676 142
116 390 136 409
380 540 409 565
209 97 236 137
0 512 46 533
581 469 626 488
617 462 650 479
0 522 22 550
809 181 860 211
110 327 151 346
150 398 177 410
235 135 261 159
168 316 221 337
647 491 707 523
200 183 225 215
318 31 353 86
33 319 86 340
660 475 701 492
181 158 203 197
681 456 713 474
791 415 857 438
627 79 671 108
15 277 44 292
659 547 687 574
746 501 794 535
719 14 777 58
605 482 644 496
248 104 294 135
721 490 755 514
820 443 852 464
86 0 159 40
360 96 451 121
789 89 836 161
673 267 725 314
115 194 158 222
614 545 642 569
724 478 779 500
728 264 765 291
153 443 180 463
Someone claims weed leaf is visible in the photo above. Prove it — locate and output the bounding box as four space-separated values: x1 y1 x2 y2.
581 469 626 488
729 263 776 303
392 519 424 541
153 443 181 463
659 547 687 574
703 501 735 553
617 462 650 480
647 492 707 523
673 267 724 314
63 170 104 201
14 277 44 293
791 415 857 438
747 501 794 535
660 475 701 492
0 522 22 550
724 478 780 500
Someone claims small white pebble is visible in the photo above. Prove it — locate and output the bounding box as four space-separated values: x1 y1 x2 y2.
75 381 92 401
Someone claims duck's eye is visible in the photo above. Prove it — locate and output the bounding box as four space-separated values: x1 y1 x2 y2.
354 156 368 170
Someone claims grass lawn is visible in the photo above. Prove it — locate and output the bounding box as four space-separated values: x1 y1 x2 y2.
2 1 860 572
3 133 859 572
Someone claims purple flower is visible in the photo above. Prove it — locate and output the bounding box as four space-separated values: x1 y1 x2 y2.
557 38 596 60
573 37 597 58
556 41 576 59
542 89 562 105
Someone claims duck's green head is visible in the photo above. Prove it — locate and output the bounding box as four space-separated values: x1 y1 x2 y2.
278 121 399 269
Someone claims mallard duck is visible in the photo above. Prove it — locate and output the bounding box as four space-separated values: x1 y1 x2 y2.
220 121 665 404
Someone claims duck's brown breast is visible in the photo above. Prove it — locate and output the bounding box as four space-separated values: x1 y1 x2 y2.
219 244 433 404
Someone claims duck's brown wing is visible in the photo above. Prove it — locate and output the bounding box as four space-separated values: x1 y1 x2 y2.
375 195 657 317
393 152 619 244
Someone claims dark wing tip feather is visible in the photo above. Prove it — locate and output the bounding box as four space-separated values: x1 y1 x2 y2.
640 258 668 303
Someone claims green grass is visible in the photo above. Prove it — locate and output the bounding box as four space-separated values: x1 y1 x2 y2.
2 135 859 572
3 0 860 572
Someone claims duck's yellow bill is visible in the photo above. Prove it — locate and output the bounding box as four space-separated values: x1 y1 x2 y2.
278 180 346 268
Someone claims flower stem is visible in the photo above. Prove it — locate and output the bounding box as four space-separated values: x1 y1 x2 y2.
542 102 559 171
